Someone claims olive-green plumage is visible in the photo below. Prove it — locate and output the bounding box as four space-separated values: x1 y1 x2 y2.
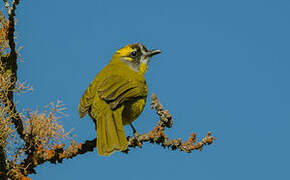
78 43 160 156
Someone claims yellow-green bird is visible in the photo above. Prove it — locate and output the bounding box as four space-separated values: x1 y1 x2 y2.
78 43 161 156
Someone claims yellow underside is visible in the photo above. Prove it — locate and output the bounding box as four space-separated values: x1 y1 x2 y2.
122 98 146 125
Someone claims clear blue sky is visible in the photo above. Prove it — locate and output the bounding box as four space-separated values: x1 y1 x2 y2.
5 0 290 179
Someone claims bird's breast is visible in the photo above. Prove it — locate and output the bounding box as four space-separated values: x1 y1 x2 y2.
122 97 147 125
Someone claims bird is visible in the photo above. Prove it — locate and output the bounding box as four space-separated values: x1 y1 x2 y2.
78 43 161 156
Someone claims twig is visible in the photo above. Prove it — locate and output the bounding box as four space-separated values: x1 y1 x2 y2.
127 93 215 152
2 0 10 10
6 161 31 180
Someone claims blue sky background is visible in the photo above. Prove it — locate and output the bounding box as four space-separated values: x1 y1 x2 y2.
2 0 290 179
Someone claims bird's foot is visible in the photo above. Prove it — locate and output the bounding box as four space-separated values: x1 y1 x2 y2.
133 131 140 137
130 124 139 137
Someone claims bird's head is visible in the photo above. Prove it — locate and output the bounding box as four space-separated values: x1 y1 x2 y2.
112 43 161 74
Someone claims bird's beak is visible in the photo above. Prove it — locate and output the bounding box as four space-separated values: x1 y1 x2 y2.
145 49 161 57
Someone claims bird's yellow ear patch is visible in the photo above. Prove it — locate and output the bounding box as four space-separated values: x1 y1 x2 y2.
115 45 134 57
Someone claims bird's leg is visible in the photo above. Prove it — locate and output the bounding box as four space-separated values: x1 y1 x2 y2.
130 123 139 137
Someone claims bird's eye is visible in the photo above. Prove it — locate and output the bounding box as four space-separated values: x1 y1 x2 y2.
131 51 137 57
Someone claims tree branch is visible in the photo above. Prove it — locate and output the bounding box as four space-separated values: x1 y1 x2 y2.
20 94 215 176
2 0 24 140
0 146 8 180
127 94 215 152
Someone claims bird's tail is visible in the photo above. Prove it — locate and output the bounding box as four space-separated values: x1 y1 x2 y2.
96 106 128 156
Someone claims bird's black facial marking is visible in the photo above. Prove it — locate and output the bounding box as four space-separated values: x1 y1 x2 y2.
129 43 147 57
124 47 142 71
121 43 152 72
128 47 142 61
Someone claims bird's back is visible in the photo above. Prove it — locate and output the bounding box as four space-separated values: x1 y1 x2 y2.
79 60 147 117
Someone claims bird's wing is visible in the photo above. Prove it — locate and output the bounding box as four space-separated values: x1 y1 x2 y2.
78 78 99 118
97 75 147 110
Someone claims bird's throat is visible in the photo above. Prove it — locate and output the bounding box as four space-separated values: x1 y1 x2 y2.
139 63 148 74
